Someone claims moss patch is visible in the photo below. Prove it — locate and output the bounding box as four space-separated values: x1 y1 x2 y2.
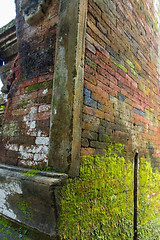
20 170 37 177
25 81 52 93
131 68 138 78
117 63 127 73
59 141 160 239
126 59 134 69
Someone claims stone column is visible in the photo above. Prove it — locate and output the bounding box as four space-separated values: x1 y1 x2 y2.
48 0 88 176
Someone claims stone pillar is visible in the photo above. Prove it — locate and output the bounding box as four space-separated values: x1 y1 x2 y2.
48 0 88 176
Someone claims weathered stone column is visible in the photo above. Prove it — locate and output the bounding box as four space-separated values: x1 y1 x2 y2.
48 0 88 176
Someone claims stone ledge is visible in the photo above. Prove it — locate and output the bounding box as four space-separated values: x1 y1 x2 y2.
0 164 68 237
0 19 15 36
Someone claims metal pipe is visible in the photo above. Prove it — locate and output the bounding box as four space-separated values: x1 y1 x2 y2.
133 151 139 240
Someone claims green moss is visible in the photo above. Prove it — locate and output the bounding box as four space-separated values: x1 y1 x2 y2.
139 80 146 93
20 170 37 177
145 109 154 121
155 22 159 31
19 167 54 178
33 166 53 171
18 199 33 221
117 63 127 73
0 216 31 239
126 59 134 69
25 81 52 93
0 217 9 228
154 116 159 127
131 68 138 78
59 141 160 239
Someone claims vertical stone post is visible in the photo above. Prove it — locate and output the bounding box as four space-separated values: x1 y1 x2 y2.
48 0 88 176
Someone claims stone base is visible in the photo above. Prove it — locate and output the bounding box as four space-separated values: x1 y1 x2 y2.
0 164 67 237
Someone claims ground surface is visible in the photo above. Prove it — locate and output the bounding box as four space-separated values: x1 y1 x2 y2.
0 222 31 239
0 215 55 240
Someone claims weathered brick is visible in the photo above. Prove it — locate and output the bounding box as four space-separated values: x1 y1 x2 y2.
82 0 160 163
82 130 98 140
82 114 101 132
2 0 160 171
99 132 108 142
90 140 107 149
86 40 96 54
81 147 96 156
84 95 98 109
81 138 90 147
0 0 58 167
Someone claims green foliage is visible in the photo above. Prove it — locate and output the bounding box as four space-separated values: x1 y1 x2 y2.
59 143 160 240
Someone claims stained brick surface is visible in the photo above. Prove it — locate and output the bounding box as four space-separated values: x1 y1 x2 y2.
82 0 160 167
0 1 59 167
1 0 160 170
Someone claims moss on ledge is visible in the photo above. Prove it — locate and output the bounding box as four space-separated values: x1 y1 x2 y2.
0 19 15 35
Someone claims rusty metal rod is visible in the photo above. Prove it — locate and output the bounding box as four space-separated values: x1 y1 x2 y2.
133 151 139 240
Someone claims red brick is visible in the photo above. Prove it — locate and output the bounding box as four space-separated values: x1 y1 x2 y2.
19 78 38 88
38 74 53 83
36 111 51 121
81 147 96 156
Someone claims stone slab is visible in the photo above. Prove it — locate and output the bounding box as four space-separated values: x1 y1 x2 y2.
0 164 67 237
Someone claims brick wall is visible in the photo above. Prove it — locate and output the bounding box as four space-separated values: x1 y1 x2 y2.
1 0 160 172
0 0 59 167
0 20 18 93
82 0 160 168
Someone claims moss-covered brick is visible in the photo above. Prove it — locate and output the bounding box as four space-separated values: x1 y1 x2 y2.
25 81 52 93
17 198 33 222
126 59 134 69
145 109 154 121
139 80 146 93
82 130 98 140
99 132 108 142
131 68 138 78
154 116 159 127
117 63 127 73
90 140 107 149
85 57 97 71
